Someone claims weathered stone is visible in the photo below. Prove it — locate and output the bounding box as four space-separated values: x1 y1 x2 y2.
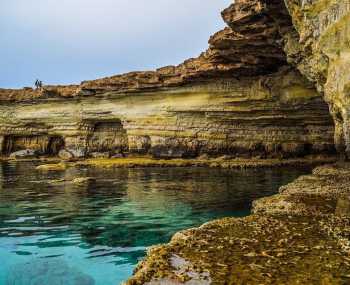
90 152 111 159
67 148 86 158
72 177 96 185
9 149 38 159
58 149 74 160
283 0 350 158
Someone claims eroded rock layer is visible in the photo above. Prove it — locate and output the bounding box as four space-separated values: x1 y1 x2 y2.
0 68 334 159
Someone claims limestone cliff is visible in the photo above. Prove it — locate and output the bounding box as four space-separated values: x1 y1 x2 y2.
283 0 350 157
0 68 334 159
0 0 336 159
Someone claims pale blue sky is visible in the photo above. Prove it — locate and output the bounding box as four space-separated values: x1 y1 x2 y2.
0 0 231 88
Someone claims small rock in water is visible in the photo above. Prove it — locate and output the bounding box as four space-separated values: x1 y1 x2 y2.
36 163 66 171
72 177 96 184
9 149 38 159
6 259 95 285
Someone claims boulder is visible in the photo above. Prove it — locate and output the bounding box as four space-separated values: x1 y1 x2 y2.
9 149 38 159
59 148 86 160
67 148 86 158
58 149 74 160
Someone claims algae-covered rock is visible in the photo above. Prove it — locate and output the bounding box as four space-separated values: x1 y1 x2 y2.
72 177 96 185
36 162 67 171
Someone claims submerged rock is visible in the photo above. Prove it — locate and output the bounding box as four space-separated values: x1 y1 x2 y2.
36 162 67 171
72 177 96 185
6 259 95 285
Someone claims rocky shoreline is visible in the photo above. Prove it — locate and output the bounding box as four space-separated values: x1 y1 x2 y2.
126 163 350 284
0 0 349 283
0 155 335 171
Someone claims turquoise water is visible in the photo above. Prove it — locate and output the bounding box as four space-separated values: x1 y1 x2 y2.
0 161 310 285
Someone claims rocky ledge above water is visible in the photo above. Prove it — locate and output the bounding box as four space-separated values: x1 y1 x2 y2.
126 163 350 285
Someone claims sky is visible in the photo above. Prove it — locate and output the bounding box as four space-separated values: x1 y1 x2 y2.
0 0 231 88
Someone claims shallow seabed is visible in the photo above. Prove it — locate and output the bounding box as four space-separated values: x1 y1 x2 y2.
0 161 310 285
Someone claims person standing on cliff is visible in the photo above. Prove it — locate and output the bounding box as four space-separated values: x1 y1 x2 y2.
34 79 43 90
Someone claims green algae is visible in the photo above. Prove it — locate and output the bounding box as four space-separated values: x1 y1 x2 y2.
68 156 336 170
127 215 350 285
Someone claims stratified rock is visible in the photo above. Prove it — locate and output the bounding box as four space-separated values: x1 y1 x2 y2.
0 68 335 159
0 0 339 160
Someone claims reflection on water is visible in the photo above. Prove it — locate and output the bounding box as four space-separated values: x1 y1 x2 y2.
0 161 310 284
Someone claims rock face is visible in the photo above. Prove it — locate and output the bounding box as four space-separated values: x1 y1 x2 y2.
0 0 337 159
0 68 334 159
283 0 350 157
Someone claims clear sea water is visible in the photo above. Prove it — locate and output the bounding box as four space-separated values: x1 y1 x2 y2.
0 161 310 285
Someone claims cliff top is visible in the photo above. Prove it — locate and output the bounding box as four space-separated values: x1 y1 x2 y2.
0 0 292 102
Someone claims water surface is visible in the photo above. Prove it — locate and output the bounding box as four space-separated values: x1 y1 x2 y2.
0 162 310 284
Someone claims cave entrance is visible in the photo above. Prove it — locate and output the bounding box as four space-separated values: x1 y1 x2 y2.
87 119 128 155
2 135 64 156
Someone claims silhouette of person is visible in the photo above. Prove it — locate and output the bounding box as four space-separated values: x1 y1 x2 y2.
34 79 39 89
